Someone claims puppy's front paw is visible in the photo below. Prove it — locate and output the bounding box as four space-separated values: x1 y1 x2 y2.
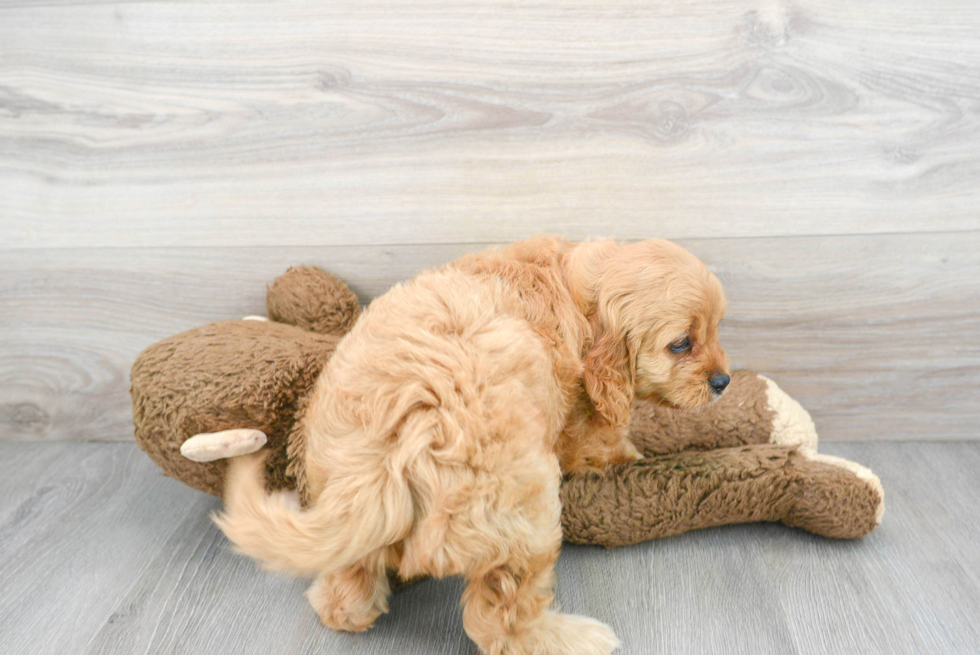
610 437 642 464
587 436 642 468
521 611 619 655
562 424 643 471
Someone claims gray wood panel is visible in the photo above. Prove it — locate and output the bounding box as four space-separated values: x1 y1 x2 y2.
0 443 215 655
761 442 980 655
2 441 979 654
3 0 980 248
3 231 978 442
564 528 798 654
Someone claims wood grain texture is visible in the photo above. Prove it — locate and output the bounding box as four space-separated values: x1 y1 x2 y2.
2 441 979 654
560 529 797 654
3 0 980 247
761 442 980 655
3 231 978 442
0 443 215 655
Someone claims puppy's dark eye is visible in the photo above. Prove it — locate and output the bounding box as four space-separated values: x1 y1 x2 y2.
669 337 691 354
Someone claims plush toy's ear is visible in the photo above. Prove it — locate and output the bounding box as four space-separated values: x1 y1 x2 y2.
581 316 635 428
266 266 361 336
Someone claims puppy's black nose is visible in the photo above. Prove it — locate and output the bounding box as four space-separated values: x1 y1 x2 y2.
709 372 730 394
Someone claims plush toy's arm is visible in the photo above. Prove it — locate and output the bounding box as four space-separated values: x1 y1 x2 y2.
560 444 883 546
629 371 817 456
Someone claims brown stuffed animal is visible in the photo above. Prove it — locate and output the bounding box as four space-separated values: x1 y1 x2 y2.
131 266 883 548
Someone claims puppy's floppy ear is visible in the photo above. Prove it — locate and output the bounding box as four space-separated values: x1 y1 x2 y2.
582 315 635 428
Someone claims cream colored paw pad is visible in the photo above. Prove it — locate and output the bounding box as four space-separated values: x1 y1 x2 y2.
762 375 818 449
180 428 268 462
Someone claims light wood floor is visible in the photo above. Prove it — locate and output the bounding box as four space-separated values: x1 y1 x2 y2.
2 441 978 655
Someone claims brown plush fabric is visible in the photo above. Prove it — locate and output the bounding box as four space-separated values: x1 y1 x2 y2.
131 265 883 547
560 444 880 546
266 265 361 336
781 452 883 539
131 320 337 497
628 370 775 456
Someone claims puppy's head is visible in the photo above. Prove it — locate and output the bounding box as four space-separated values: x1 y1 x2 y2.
572 239 729 423
630 253 729 409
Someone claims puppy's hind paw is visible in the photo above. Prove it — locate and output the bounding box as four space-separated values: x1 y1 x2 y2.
306 567 389 634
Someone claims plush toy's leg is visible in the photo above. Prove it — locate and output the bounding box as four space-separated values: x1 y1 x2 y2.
629 371 817 456
306 548 393 633
783 448 885 536
560 444 883 547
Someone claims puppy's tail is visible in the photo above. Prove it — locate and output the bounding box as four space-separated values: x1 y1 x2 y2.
212 452 411 577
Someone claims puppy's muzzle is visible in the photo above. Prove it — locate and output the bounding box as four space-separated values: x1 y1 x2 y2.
709 372 731 395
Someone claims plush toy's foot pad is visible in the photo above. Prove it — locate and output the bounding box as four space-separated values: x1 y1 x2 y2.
180 429 268 462
761 376 818 449
784 447 884 539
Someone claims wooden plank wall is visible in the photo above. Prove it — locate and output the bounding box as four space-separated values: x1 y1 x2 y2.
2 0 978 442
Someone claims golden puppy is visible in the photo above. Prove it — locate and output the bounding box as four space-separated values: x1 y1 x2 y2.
215 236 729 655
